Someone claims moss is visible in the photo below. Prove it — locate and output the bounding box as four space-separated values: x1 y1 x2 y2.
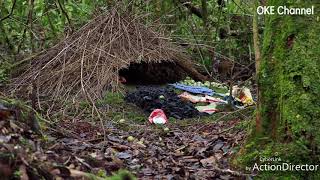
107 109 146 123
237 1 320 179
0 61 12 84
96 92 124 107
106 170 136 180
79 101 91 108
97 91 147 122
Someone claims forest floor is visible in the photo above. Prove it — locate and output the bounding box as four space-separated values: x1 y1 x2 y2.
0 85 254 179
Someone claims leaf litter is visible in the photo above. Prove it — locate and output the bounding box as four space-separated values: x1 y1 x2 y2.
0 100 250 179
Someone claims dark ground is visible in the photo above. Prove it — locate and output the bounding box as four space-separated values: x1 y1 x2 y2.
0 90 253 179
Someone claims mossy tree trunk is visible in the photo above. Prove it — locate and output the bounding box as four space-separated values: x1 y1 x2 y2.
252 0 320 166
253 0 262 133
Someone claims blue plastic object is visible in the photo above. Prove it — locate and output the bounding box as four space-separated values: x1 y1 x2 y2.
169 83 214 96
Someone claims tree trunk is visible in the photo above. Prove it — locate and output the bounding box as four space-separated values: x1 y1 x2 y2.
252 0 262 133
238 1 320 178
254 0 320 168
201 0 208 30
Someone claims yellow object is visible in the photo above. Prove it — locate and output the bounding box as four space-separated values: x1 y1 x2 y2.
127 136 134 142
232 86 254 106
164 127 170 133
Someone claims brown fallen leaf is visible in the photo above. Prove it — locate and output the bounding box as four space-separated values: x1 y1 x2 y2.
69 169 104 180
19 165 29 180
214 153 223 161
110 142 129 151
200 156 217 167
182 158 199 163
0 105 13 121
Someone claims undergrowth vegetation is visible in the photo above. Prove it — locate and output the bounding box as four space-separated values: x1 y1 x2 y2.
1 0 255 77
1 0 318 179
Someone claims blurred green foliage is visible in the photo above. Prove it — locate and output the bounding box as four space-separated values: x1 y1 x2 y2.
0 0 106 55
129 0 255 70
236 1 320 179
0 61 11 83
0 0 255 77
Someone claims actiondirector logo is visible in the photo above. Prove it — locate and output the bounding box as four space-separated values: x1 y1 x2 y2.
257 6 315 15
246 156 319 172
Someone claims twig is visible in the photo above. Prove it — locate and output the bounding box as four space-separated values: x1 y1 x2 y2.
56 0 73 33
196 106 254 132
186 167 251 177
74 156 92 170
0 0 17 22
69 169 104 180
10 3 206 122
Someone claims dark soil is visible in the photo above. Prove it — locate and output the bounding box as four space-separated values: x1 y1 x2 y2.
125 86 205 119
119 62 186 85
0 98 250 179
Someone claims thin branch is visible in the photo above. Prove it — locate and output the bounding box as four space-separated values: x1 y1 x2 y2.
17 0 35 54
0 23 14 52
230 0 251 15
176 3 210 77
29 0 35 52
0 0 17 22
56 0 73 33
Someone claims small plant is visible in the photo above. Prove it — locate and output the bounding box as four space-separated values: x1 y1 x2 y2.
0 61 11 84
13 170 22 178
79 101 91 108
97 92 124 106
106 170 136 180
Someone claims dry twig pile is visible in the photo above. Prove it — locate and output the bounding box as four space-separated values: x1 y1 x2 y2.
11 5 205 105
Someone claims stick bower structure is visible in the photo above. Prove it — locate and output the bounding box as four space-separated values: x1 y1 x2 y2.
10 6 206 103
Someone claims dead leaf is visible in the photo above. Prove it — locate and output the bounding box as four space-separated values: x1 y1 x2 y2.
19 165 29 180
200 156 217 167
117 152 132 159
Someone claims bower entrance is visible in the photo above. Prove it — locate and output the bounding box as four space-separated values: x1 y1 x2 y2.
119 61 186 85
